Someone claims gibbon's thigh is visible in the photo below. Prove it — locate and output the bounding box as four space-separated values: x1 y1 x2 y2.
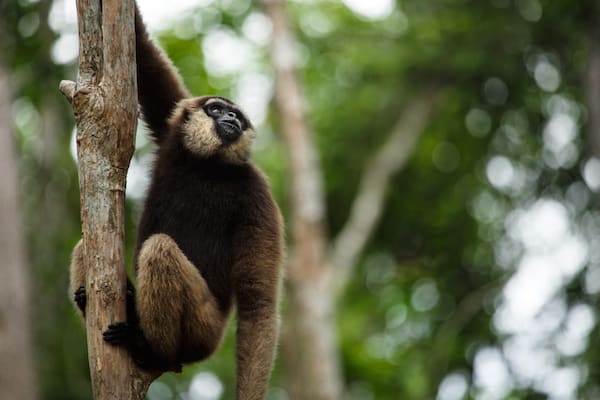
136 234 227 362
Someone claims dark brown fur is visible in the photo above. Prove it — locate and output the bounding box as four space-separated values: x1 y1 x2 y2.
70 5 283 400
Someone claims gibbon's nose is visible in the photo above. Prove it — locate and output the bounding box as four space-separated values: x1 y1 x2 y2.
220 113 242 129
217 115 242 143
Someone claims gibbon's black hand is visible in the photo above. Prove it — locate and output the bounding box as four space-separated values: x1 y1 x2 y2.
103 322 131 345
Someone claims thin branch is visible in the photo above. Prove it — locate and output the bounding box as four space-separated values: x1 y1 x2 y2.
59 80 77 103
263 0 327 280
329 93 438 296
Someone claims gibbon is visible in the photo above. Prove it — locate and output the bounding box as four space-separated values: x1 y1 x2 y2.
69 5 283 400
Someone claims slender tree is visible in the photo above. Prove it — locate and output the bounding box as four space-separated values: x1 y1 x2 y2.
0 58 38 400
586 13 600 157
263 1 438 398
60 0 155 397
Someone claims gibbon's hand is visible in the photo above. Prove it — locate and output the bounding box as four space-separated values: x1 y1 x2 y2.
103 322 131 345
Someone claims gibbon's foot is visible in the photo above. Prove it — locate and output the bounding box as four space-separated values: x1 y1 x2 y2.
103 322 131 345
126 285 135 299
74 286 86 314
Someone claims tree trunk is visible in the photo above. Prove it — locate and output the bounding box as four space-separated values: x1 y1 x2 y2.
60 0 155 397
0 55 38 400
262 1 343 399
263 2 438 398
586 25 600 157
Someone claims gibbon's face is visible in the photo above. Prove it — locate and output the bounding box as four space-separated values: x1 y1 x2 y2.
173 96 256 164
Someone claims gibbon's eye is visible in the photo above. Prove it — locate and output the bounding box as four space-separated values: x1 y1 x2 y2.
207 104 224 117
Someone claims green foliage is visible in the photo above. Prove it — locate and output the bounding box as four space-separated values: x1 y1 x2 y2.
4 0 600 399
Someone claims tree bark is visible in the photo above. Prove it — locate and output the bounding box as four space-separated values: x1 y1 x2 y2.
0 55 38 400
60 0 155 397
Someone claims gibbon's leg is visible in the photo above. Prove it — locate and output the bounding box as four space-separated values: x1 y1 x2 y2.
233 228 283 400
69 239 87 316
235 276 280 400
69 239 136 320
134 233 226 365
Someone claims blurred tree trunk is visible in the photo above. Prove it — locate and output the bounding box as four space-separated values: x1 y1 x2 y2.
60 0 155 398
586 23 600 157
263 1 342 399
263 1 437 399
0 61 37 400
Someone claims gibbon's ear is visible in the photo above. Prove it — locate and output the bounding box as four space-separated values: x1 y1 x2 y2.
181 108 191 124
168 98 200 128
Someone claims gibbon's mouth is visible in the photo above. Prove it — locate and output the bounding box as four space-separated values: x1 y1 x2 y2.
217 120 242 143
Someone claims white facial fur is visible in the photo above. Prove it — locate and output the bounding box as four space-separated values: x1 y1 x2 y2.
181 106 221 157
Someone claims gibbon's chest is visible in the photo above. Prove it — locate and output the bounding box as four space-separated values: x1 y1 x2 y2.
154 170 243 228
137 162 252 284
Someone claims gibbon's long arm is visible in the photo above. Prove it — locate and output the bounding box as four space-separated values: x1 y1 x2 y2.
135 5 190 143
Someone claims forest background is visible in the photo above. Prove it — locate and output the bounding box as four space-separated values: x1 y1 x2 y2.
1 0 600 399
